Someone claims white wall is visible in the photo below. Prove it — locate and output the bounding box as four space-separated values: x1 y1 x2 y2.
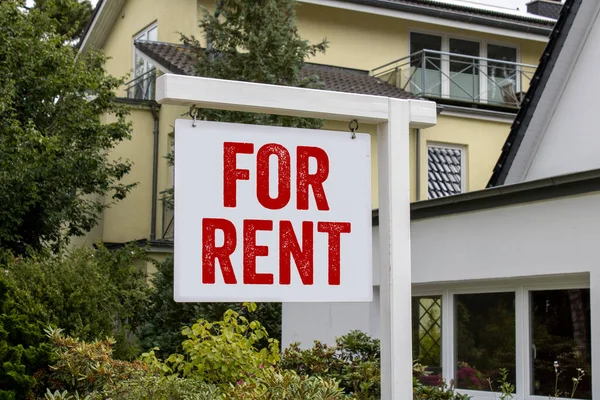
283 192 600 397
521 7 600 181
282 226 381 349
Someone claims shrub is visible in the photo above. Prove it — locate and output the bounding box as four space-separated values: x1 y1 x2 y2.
164 304 280 388
138 257 281 359
229 368 349 399
281 330 380 399
89 373 223 400
43 327 149 394
0 245 149 399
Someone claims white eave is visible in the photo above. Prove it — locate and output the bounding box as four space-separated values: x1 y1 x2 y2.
79 0 127 54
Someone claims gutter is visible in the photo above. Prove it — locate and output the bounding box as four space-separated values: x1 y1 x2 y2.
337 0 555 35
373 167 600 224
149 103 161 241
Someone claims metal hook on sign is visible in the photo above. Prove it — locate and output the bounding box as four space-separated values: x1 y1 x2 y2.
189 105 200 127
348 119 359 139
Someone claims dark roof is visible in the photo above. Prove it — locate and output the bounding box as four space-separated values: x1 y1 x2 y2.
427 146 463 199
339 0 556 35
486 0 580 187
134 41 418 100
371 167 600 225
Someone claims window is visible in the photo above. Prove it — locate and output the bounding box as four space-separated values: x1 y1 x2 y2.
427 145 465 199
412 280 591 400
408 32 518 104
412 296 442 385
531 289 591 399
455 292 516 392
134 23 157 78
409 32 442 96
130 23 158 100
487 44 518 105
449 39 480 101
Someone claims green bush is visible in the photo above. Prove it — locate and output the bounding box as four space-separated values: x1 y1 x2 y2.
164 304 280 388
90 373 223 400
44 307 349 400
0 245 149 399
138 257 281 358
281 330 380 399
229 368 348 399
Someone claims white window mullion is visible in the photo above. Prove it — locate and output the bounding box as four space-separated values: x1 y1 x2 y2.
441 36 450 99
442 288 455 385
480 43 489 103
516 286 528 400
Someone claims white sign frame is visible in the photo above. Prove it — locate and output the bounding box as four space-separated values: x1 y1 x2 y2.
174 120 373 302
157 73 437 400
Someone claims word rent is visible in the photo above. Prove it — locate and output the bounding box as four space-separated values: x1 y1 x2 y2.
202 142 351 286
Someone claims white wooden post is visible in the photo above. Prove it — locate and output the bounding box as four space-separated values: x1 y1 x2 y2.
156 74 436 400
378 99 413 398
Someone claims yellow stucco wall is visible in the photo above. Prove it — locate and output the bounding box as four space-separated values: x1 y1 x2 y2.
419 114 511 199
101 107 155 243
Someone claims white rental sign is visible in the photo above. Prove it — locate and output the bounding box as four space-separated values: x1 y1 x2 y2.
174 119 372 302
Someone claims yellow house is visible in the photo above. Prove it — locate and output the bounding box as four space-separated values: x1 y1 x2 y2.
77 0 557 267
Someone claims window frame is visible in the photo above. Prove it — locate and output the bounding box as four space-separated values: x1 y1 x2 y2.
426 142 467 198
407 28 521 103
132 22 158 78
412 274 590 400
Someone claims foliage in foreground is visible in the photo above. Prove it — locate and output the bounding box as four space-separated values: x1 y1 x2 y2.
138 257 282 359
44 309 348 400
0 246 149 399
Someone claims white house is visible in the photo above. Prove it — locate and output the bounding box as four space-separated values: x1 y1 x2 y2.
283 0 600 398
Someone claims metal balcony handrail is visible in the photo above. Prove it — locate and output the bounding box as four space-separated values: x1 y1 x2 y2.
372 49 536 75
371 49 537 107
125 68 157 100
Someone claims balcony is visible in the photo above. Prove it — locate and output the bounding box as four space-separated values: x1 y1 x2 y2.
371 50 537 108
125 68 157 101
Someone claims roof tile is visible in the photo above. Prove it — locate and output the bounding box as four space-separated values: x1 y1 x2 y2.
134 41 418 100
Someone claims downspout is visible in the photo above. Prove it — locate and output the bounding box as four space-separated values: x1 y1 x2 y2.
415 128 421 201
150 103 160 241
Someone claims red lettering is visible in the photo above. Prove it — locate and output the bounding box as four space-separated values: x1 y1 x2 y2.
243 219 274 285
256 144 291 210
223 142 254 208
318 222 351 285
296 146 330 211
279 221 314 285
202 218 237 284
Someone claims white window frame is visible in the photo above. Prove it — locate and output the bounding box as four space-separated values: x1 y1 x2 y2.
408 29 521 103
132 22 158 77
412 273 591 400
426 142 467 197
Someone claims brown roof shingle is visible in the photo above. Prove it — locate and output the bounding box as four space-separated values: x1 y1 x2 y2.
134 41 418 100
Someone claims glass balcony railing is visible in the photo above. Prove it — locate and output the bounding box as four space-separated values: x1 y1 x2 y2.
371 50 537 108
125 68 157 101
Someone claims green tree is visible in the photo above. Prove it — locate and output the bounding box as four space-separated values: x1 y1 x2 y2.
181 0 328 127
31 0 93 42
0 0 132 255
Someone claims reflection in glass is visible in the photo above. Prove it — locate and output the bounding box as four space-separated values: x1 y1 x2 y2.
455 292 516 392
531 289 591 399
412 296 442 386
409 32 442 96
449 39 480 101
487 44 518 105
